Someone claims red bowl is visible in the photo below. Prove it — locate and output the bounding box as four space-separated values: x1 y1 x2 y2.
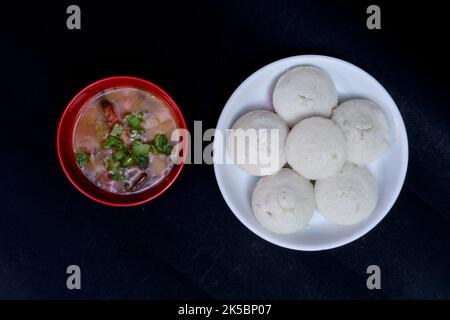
57 76 187 207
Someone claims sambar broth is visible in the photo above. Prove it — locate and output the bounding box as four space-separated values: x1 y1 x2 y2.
73 88 178 194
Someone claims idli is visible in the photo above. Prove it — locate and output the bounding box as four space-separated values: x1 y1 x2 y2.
273 66 338 126
315 162 378 225
285 117 347 180
227 110 289 176
252 168 315 234
332 99 390 165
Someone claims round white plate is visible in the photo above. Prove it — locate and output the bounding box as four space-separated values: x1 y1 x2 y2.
213 55 408 251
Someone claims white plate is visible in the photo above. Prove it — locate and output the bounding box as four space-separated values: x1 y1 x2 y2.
213 55 408 251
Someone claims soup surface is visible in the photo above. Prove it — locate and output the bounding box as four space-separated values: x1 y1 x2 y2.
73 87 178 194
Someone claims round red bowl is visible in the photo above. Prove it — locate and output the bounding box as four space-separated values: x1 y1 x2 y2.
57 76 187 207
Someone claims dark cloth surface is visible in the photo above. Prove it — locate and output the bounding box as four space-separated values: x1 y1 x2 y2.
1 0 449 299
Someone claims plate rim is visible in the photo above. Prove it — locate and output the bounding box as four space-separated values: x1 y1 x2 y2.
213 54 409 251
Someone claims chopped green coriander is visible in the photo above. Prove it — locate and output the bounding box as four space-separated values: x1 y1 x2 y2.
110 123 124 137
149 134 173 155
134 154 149 169
102 135 125 149
132 141 151 156
124 112 144 132
122 155 134 167
163 144 173 155
113 149 125 161
153 134 168 151
110 170 126 181
106 158 117 171
75 151 90 168
111 149 134 168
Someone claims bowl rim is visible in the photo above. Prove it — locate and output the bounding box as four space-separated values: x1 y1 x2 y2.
213 54 409 250
57 76 187 207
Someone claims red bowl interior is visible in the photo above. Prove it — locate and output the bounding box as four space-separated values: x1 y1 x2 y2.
57 76 187 207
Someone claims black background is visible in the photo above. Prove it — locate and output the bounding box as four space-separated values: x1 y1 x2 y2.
1 0 449 299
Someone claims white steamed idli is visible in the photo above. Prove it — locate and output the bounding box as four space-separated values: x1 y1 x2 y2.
252 168 315 234
315 162 378 225
332 99 390 165
285 117 347 180
227 110 289 176
273 66 338 126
